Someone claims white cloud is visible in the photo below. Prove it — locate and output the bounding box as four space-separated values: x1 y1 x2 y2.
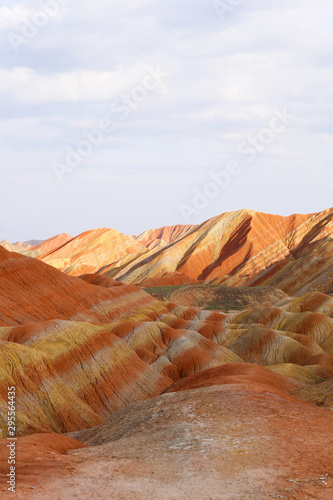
0 64 162 103
0 0 332 240
0 5 30 29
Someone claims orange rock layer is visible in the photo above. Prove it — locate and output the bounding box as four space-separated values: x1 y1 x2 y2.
1 245 333 438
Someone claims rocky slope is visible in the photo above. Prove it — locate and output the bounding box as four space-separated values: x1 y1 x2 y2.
4 382 332 499
32 233 72 256
135 224 194 250
37 228 148 276
0 247 242 435
0 240 39 258
0 214 332 498
7 208 332 296
0 246 333 438
104 207 333 296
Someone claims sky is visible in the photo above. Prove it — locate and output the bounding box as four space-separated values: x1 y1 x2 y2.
0 0 332 242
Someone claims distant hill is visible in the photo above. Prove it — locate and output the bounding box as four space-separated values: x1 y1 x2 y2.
7 207 333 297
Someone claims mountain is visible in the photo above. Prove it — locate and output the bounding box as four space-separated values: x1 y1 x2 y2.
31 233 72 255
103 207 333 296
0 240 21 253
0 240 39 257
7 208 332 296
135 224 194 250
0 210 332 498
1 245 333 437
23 239 45 247
0 246 244 435
14 240 44 248
37 228 148 276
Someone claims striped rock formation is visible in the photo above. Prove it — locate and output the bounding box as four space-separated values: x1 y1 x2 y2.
0 245 164 326
0 211 332 498
101 207 333 296
9 207 328 297
0 244 332 446
32 233 72 256
135 224 194 250
0 240 39 258
0 250 312 432
0 247 240 436
37 228 148 276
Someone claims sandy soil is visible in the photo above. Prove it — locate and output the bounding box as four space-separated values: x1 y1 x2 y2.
1 385 332 499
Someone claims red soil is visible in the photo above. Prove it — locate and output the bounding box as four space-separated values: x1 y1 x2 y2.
0 433 85 497
165 362 305 396
0 246 158 326
79 274 124 287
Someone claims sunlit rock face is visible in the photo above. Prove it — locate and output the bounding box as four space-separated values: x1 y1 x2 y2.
100 208 333 296
0 210 332 499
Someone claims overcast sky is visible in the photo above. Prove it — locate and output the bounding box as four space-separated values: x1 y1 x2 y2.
0 0 332 242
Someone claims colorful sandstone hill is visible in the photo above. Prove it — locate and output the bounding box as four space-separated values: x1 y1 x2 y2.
0 209 333 498
2 207 330 296
1 243 333 438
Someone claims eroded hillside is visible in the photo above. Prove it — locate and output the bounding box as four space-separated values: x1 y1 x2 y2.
0 215 332 499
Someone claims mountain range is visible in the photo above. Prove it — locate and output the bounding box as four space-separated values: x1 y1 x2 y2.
0 208 332 498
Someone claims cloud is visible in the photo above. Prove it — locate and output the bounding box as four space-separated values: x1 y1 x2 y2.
0 5 31 29
0 0 332 240
0 64 163 103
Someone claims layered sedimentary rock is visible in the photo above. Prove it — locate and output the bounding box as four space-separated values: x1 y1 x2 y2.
101 208 333 296
0 320 171 435
0 240 39 257
0 233 333 498
32 233 72 256
0 247 170 434
0 339 104 434
0 247 241 435
247 237 333 296
0 246 160 326
25 208 332 297
38 228 148 276
2 243 331 437
135 224 194 250
1 244 333 437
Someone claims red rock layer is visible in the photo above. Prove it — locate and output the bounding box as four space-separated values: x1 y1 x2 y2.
0 246 159 326
38 228 148 276
165 363 304 395
106 208 332 296
136 224 194 249
1 245 333 443
32 233 73 256
0 433 86 496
